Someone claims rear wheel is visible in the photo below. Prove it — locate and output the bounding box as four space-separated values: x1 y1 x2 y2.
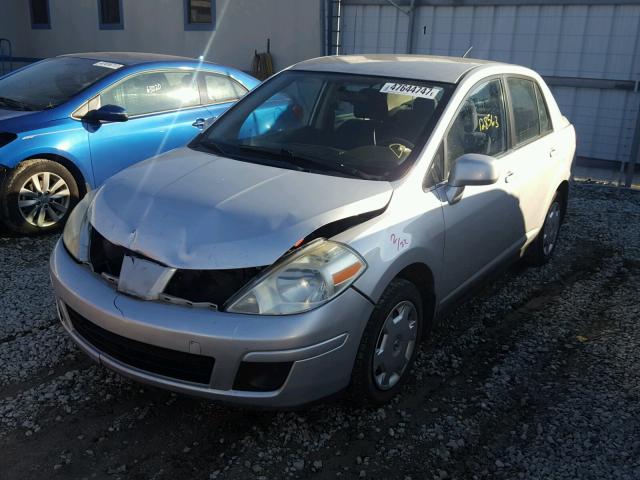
1 159 79 235
524 192 563 266
350 278 423 405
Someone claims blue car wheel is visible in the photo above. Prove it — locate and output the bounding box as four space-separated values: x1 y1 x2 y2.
1 159 79 235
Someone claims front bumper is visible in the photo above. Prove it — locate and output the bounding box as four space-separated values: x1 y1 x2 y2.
50 239 374 407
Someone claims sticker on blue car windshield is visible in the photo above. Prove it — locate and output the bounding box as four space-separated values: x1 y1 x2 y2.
93 61 124 70
380 83 442 99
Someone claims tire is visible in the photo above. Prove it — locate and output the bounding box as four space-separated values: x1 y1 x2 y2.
350 278 424 406
0 159 80 235
524 191 563 266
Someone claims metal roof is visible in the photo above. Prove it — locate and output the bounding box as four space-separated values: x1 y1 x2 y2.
60 52 197 65
290 54 501 83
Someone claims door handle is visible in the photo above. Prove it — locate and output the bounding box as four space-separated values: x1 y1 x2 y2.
192 118 206 129
504 171 515 183
549 147 557 158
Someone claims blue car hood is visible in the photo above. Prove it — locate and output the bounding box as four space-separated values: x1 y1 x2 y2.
90 147 393 269
0 108 34 122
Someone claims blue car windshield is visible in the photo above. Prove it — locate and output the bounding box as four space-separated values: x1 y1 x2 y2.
194 70 453 181
0 57 116 111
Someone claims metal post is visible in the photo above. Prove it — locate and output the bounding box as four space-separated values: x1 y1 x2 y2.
335 0 342 55
625 103 640 187
0 39 13 76
406 0 417 54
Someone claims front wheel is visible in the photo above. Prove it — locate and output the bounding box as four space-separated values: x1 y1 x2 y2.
524 192 563 266
1 159 79 235
350 278 423 405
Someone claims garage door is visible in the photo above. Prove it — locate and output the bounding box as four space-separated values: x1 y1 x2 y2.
339 2 640 164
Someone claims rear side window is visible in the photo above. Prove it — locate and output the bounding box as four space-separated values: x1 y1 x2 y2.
535 83 552 134
202 74 247 104
100 71 200 116
507 78 541 145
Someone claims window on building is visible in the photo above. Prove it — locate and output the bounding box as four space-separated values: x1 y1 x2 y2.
202 74 247 104
507 78 541 145
184 0 215 30
30 0 51 29
99 0 123 29
445 79 507 177
99 71 201 117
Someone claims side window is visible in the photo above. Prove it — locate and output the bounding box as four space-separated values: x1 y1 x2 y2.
507 78 541 144
535 83 552 134
99 71 200 117
445 79 507 178
202 74 248 104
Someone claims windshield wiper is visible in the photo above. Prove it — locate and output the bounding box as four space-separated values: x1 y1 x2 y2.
196 139 228 156
0 96 36 111
237 144 372 180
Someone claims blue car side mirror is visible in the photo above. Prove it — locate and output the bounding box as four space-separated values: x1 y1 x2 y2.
84 104 129 123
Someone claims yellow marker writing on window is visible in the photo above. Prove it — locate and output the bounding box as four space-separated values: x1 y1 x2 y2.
479 114 500 132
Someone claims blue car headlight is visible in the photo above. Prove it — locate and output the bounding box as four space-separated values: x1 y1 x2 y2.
62 190 97 263
0 133 17 148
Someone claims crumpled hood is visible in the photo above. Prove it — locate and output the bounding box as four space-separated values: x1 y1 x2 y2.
90 147 392 269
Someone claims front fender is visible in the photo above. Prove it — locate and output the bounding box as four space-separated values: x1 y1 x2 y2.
0 120 93 187
332 188 445 305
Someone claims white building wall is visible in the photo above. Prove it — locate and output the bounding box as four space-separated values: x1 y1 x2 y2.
1 0 324 72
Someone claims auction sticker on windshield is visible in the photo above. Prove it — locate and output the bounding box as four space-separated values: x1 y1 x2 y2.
380 83 442 99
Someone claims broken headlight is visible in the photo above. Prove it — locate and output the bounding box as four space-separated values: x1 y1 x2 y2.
62 189 97 263
225 239 366 315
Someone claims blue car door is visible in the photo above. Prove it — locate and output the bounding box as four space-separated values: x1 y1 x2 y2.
87 70 213 186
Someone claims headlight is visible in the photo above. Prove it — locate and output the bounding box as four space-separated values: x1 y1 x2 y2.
62 190 97 262
226 239 366 315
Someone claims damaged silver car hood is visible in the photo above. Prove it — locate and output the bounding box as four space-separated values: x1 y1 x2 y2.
90 147 393 269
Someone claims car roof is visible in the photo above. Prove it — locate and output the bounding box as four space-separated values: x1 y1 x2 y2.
289 54 503 84
60 51 200 66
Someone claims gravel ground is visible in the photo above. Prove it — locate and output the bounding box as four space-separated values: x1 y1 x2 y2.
0 182 638 480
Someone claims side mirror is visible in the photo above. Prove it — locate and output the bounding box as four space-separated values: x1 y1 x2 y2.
445 153 499 204
83 104 128 123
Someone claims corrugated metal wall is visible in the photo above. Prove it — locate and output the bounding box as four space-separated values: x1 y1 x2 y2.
340 3 640 163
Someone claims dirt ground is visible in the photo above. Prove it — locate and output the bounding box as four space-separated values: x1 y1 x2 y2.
1 183 639 480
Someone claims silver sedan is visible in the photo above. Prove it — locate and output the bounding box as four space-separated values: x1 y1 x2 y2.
51 55 575 407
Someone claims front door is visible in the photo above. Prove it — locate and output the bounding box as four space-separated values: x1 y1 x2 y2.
438 77 524 301
87 70 212 186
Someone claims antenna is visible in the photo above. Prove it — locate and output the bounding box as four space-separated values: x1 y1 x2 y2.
462 46 473 58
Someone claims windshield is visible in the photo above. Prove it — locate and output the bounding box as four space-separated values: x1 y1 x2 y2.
0 57 118 110
192 70 453 180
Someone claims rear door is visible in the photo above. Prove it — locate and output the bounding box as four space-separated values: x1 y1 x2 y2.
200 72 249 127
502 76 557 237
438 77 524 301
87 70 213 185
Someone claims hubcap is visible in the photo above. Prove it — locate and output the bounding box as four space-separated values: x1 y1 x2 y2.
18 172 70 227
542 201 561 256
372 300 418 390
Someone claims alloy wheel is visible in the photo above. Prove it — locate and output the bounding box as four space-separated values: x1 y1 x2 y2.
18 172 71 227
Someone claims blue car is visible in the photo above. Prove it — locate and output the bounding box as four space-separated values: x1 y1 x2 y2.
0 52 258 234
